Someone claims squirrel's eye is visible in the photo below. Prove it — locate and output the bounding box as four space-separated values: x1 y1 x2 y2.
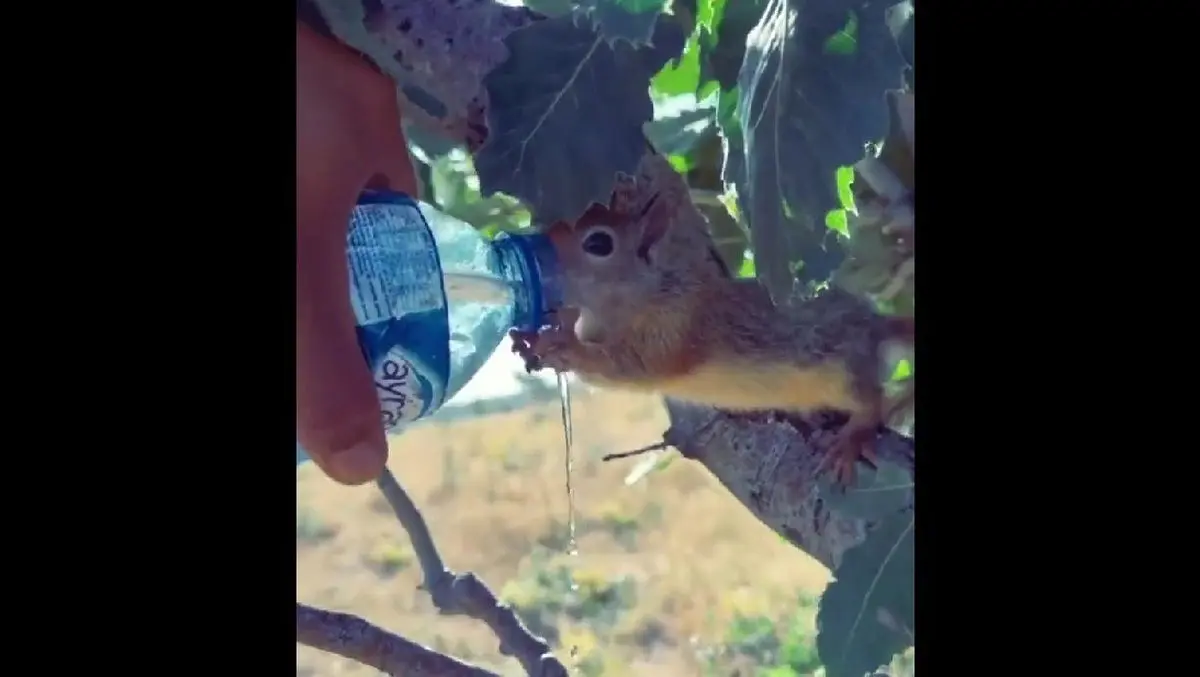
580 227 616 258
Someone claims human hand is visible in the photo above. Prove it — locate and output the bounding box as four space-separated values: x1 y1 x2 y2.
296 22 419 484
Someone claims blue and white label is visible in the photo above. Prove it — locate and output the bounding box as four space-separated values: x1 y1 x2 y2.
348 196 452 432
372 345 441 428
348 203 445 323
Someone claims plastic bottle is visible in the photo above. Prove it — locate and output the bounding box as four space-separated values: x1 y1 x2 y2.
296 189 560 466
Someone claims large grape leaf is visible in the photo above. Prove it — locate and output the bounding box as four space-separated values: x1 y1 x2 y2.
577 0 667 46
887 1 914 69
817 512 914 677
652 33 701 96
695 0 729 35
477 11 686 225
887 1 915 89
730 0 907 300
521 0 575 17
699 0 767 90
643 105 715 158
715 85 744 200
818 460 912 522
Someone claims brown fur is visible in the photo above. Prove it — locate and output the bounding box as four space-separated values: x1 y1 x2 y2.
514 153 914 486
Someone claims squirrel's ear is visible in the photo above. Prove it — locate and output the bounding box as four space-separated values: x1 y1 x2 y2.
635 193 670 256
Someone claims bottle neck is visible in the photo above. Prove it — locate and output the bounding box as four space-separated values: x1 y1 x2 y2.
491 232 562 333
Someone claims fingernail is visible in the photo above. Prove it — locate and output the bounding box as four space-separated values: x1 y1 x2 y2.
327 438 388 485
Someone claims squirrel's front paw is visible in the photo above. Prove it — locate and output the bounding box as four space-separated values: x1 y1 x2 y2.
509 328 542 373
528 323 578 374
509 312 580 374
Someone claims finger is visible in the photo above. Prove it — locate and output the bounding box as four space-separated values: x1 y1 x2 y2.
296 185 388 485
361 88 420 197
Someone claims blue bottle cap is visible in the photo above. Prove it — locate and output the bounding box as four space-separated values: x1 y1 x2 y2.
493 231 562 333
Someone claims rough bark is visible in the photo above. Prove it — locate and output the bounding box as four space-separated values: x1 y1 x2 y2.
662 402 913 571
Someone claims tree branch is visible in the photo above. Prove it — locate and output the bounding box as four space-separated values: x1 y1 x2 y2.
297 469 568 676
661 402 914 571
375 470 570 677
297 602 500 677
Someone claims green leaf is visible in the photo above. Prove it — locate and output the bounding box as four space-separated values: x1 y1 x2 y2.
824 209 849 237
716 86 746 216
667 153 692 172
643 105 715 157
823 10 859 55
729 0 906 298
577 0 669 46
718 185 741 222
817 460 912 521
817 513 914 677
698 0 767 90
716 85 741 133
522 0 575 15
477 10 685 224
835 165 857 212
737 252 756 278
886 1 914 89
652 33 701 96
886 1 914 70
697 0 728 34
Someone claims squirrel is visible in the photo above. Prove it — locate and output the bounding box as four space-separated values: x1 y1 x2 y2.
510 152 914 487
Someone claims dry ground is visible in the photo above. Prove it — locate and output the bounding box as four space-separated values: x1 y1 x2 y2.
297 389 833 676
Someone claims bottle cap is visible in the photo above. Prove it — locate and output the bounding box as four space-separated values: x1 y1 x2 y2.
493 232 562 333
354 188 562 333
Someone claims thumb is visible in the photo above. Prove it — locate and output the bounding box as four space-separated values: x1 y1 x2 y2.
296 191 389 485
294 29 417 483
294 108 415 485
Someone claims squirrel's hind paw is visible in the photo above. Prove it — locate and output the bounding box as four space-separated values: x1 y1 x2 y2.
820 415 882 489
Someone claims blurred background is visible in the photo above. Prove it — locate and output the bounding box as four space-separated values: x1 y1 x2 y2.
297 338 849 676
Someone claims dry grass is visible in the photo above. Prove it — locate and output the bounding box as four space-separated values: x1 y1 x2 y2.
296 389 832 676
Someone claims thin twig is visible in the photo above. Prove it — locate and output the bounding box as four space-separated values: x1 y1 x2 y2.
375 469 570 677
297 603 501 677
602 440 668 461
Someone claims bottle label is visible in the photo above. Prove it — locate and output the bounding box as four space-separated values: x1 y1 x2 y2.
371 345 440 428
348 199 451 430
